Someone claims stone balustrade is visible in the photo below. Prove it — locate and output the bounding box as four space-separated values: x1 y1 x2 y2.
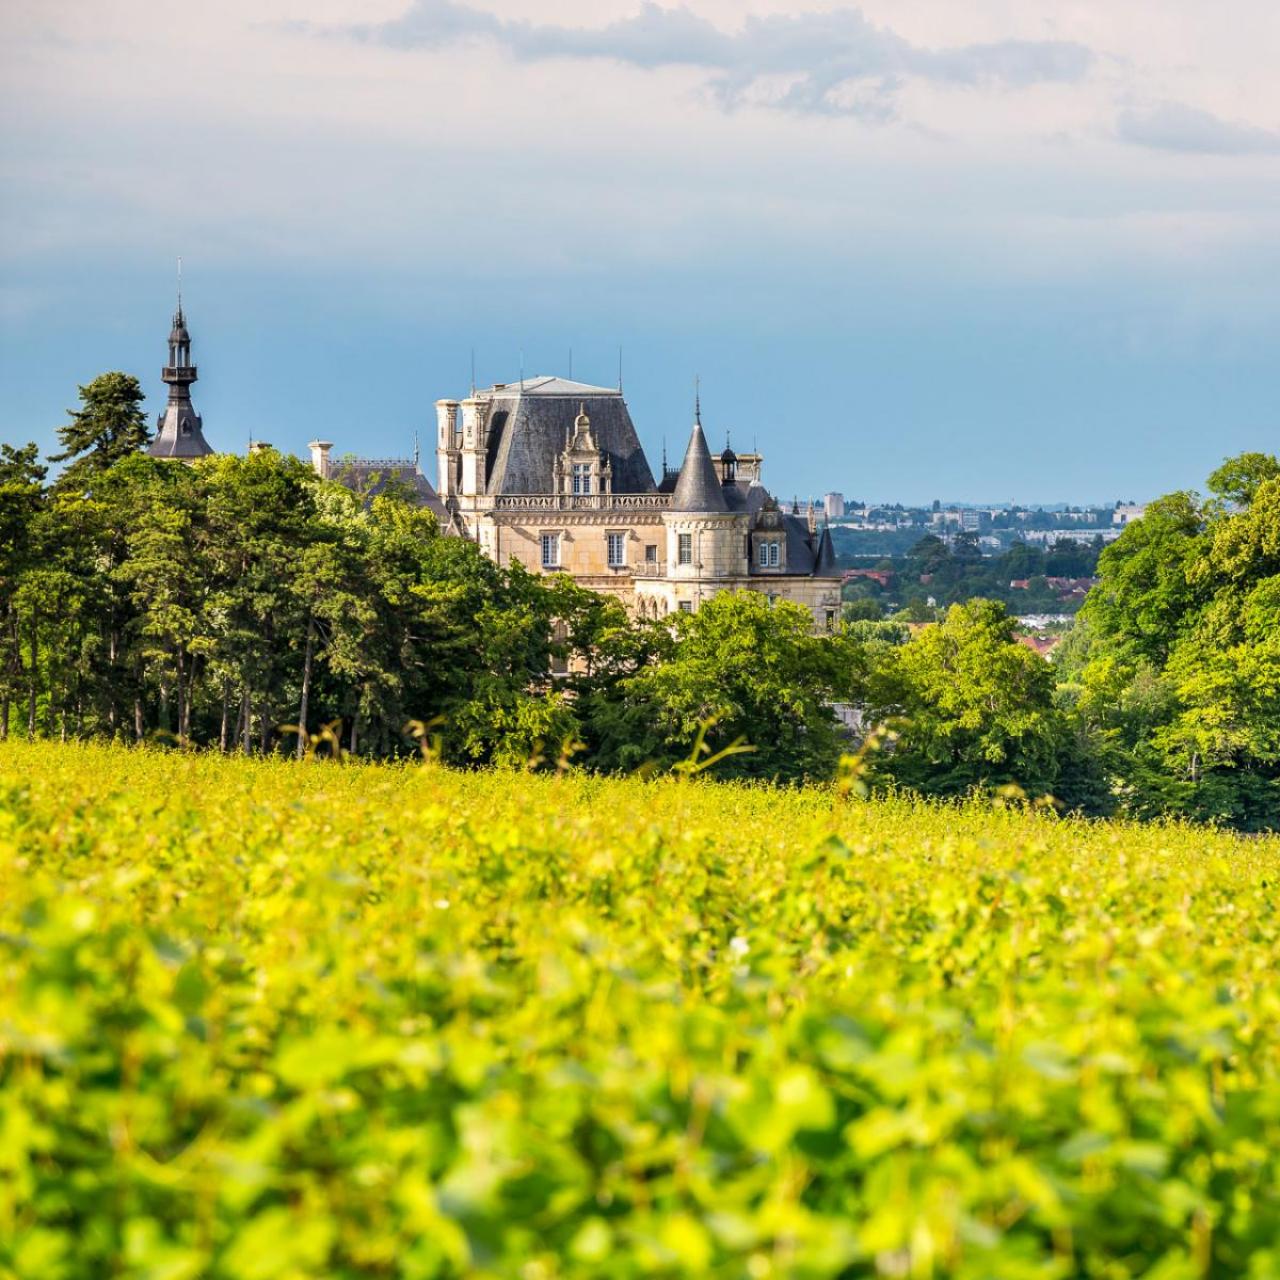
492 493 673 512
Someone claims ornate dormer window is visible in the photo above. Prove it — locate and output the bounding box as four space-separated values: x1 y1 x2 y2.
559 405 612 498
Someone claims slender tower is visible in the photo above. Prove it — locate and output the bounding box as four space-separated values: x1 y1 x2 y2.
149 270 213 459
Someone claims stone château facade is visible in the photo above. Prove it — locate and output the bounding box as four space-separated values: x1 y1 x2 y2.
365 374 843 626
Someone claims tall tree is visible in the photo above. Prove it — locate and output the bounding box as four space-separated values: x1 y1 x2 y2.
50 373 151 492
0 445 48 738
868 598 1070 800
593 591 863 780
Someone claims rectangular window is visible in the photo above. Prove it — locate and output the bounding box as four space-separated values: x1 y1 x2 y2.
678 533 693 565
758 540 780 568
572 464 592 495
644 543 658 563
540 533 560 569
678 600 694 613
606 532 626 568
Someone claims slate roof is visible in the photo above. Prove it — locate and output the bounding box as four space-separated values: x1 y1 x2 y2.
330 459 451 527
149 404 213 459
670 422 729 513
480 377 656 495
813 525 839 577
722 479 770 516
783 515 819 574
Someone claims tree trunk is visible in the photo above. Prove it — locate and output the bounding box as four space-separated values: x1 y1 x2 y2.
179 652 194 745
349 712 358 757
241 687 252 754
0 692 8 742
260 697 271 755
297 614 316 760
220 680 231 753
175 650 187 746
27 620 37 740
107 616 118 735
134 698 144 742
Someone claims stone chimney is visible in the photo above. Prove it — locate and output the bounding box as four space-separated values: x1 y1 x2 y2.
308 440 334 479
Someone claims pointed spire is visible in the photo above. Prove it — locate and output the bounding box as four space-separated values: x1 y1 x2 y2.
814 525 839 577
151 281 213 460
671 417 728 513
694 374 702 426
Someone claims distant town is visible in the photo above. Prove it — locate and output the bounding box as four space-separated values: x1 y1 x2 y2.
806 493 1148 646
819 493 1144 552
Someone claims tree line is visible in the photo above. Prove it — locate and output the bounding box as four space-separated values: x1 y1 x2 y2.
3 374 1277 829
842 532 1106 621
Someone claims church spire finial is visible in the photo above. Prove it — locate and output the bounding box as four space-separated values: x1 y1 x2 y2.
176 255 183 319
695 375 701 427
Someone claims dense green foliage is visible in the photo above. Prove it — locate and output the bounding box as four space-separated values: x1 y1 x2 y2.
2 742 1278 1278
865 601 1074 800
1064 460 1280 829
0 444 585 765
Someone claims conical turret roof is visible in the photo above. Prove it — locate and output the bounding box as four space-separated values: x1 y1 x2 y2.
814 525 839 577
671 421 729 513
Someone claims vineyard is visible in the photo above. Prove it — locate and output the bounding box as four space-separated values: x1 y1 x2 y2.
2 741 1279 1278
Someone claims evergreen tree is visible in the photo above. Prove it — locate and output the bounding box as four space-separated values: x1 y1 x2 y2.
51 372 150 491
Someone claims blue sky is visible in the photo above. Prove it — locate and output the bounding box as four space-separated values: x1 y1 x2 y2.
3 1 1279 504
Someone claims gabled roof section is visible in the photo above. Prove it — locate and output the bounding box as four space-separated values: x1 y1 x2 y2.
481 378 655 495
671 422 729 513
783 515 818 574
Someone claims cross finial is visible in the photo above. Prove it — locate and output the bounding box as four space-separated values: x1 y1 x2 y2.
695 375 701 426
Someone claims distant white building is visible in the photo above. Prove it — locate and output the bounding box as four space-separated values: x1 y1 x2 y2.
1113 503 1146 526
1023 529 1120 546
823 492 845 520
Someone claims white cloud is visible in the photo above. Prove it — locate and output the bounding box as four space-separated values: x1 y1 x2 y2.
1117 102 1280 156
316 2 1093 120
